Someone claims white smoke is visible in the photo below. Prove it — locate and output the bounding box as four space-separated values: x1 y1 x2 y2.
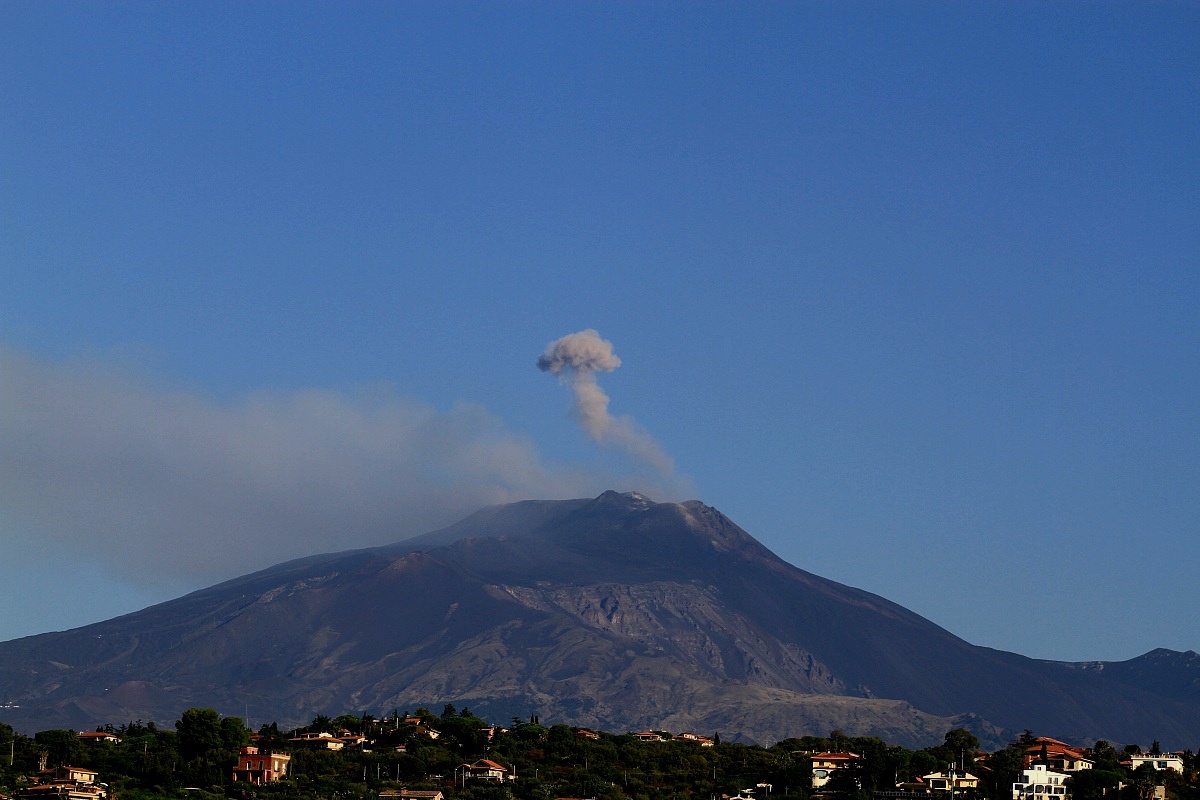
0 345 615 590
537 329 674 474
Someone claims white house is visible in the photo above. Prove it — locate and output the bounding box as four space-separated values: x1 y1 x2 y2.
1129 754 1183 774
810 752 861 789
1013 764 1069 800
923 769 980 794
459 759 512 782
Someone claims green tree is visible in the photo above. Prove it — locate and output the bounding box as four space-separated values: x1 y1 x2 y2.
175 708 223 761
909 751 939 780
980 745 1024 800
509 721 548 742
932 729 980 769
1091 741 1123 772
309 714 335 733
333 713 363 733
219 716 249 750
825 762 863 800
0 721 16 766
257 722 287 749
848 736 894 795
33 729 83 768
1069 769 1124 800
1130 763 1161 800
437 711 491 756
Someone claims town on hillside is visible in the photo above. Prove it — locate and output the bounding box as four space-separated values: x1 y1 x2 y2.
0 707 1196 800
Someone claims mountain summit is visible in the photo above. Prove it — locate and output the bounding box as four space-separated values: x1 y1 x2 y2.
1 492 1196 746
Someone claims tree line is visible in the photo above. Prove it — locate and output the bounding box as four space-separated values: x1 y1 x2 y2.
0 707 1196 800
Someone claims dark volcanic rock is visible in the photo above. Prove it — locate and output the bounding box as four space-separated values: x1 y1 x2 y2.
0 492 1197 748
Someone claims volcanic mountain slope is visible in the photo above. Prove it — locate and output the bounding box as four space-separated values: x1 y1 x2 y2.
0 491 1197 748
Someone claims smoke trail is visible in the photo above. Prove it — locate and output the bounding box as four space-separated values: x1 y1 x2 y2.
537 330 673 474
0 344 607 590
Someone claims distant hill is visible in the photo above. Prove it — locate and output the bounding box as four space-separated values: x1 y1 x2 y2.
0 491 1197 748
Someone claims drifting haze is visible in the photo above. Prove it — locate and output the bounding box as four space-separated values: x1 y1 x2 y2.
0 346 687 592
538 330 674 474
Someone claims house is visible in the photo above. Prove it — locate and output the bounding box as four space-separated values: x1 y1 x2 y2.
18 766 106 800
36 768 99 786
883 775 935 797
459 759 512 782
18 783 105 800
675 732 716 746
338 733 369 748
574 729 601 741
1012 764 1069 800
630 731 667 742
231 745 291 784
810 752 862 789
379 790 444 800
922 770 980 794
812 752 862 770
76 732 120 745
1128 754 1183 774
722 787 770 800
1024 738 1094 773
288 731 344 750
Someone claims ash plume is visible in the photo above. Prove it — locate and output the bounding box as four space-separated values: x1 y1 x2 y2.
537 329 673 474
0 345 611 591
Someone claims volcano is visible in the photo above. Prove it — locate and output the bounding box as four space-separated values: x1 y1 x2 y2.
1 491 1196 747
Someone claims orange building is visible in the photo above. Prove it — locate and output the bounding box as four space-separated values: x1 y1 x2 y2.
232 745 291 784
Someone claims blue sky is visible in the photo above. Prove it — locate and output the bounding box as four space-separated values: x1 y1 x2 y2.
1 2 1196 663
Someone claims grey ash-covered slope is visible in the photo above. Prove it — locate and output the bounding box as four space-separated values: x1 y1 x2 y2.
0 491 1197 747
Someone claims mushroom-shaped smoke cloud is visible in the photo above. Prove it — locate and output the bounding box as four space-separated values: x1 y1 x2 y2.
537 329 673 474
